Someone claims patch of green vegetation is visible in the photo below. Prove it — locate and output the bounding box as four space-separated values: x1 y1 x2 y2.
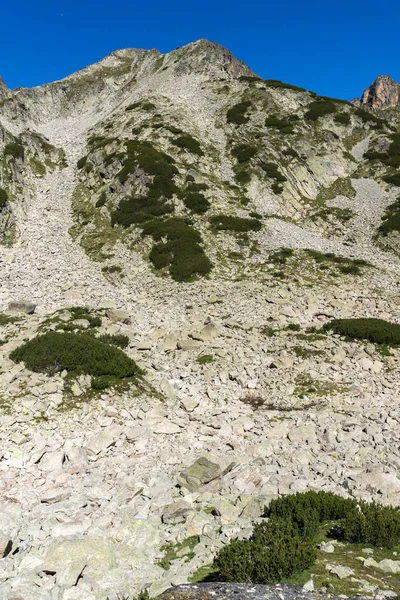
143 217 212 281
159 536 200 570
0 313 21 326
125 101 156 111
264 80 306 92
239 75 263 83
101 264 122 274
322 317 400 346
286 323 301 332
117 139 178 187
187 182 209 192
379 197 400 235
354 107 385 129
334 112 351 125
383 173 400 187
87 136 117 150
29 158 46 177
268 248 294 265
305 250 369 276
235 169 251 185
4 141 24 160
214 490 400 585
98 333 129 348
265 114 298 134
95 191 107 208
77 155 87 169
10 331 142 389
166 125 183 135
227 101 252 125
183 192 210 214
209 215 262 232
171 134 204 156
260 162 286 194
305 99 337 121
295 372 346 398
196 354 214 365
317 177 356 202
231 144 257 163
365 133 400 168
0 188 8 208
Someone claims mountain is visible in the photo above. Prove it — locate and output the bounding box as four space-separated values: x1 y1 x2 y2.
1 41 400 599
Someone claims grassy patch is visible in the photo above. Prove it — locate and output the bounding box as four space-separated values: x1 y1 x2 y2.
317 177 356 202
379 197 400 235
159 536 200 570
0 188 8 208
29 158 46 177
295 373 346 398
196 354 214 365
4 141 24 160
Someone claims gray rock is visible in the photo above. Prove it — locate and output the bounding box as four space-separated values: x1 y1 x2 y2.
8 300 36 314
162 501 192 524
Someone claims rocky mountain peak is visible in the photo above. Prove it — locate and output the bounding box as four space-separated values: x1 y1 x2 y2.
360 74 399 109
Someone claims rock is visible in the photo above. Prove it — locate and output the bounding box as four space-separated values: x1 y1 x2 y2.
55 558 87 586
162 333 178 352
38 450 64 473
42 539 116 579
178 456 233 492
377 558 400 574
85 426 121 456
41 487 71 504
180 397 199 412
152 420 182 435
8 300 36 314
178 338 201 351
330 565 354 579
303 579 314 592
0 538 12 557
105 308 131 324
361 75 399 109
319 541 335 553
162 501 192 524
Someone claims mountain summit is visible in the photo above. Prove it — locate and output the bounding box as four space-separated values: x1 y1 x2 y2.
359 74 399 109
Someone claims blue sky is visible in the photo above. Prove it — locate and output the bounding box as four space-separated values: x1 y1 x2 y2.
1 0 399 99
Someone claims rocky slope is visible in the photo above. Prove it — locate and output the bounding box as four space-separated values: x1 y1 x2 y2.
1 40 400 599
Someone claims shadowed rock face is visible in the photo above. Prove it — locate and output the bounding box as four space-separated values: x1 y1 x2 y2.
361 75 399 109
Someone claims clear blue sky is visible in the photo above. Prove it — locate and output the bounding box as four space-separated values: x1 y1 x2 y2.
1 0 399 100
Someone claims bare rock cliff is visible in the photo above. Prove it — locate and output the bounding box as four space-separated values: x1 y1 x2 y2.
360 74 399 108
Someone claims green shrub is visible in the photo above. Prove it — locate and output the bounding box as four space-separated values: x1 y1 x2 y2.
305 100 337 121
95 192 107 208
235 170 251 185
227 101 252 125
111 194 173 227
77 156 87 169
383 173 400 186
117 140 178 189
231 144 257 163
125 101 156 111
209 215 262 232
379 198 400 235
187 182 209 192
265 115 298 133
334 113 351 125
239 76 263 83
213 490 400 585
183 192 210 214
0 188 8 208
10 332 141 380
69 307 102 328
98 333 129 348
322 317 400 346
260 162 287 183
143 217 212 281
171 134 204 156
354 108 385 128
101 265 122 274
264 80 306 92
4 142 24 160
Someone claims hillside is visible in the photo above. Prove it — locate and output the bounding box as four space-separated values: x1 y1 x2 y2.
1 41 400 599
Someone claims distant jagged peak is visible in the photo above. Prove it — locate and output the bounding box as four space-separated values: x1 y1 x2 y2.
360 74 399 109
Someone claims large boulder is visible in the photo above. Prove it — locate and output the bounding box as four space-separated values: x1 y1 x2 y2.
178 455 235 492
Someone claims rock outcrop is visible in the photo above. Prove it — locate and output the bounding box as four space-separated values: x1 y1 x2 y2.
360 74 399 109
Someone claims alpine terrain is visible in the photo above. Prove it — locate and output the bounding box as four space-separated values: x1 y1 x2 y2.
1 40 400 599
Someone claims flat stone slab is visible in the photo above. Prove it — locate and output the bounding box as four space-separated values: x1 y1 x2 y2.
8 300 36 314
